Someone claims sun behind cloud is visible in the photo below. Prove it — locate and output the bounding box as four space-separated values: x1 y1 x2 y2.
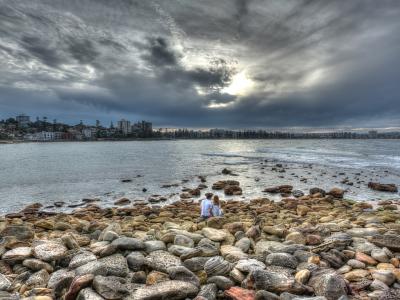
222 71 254 96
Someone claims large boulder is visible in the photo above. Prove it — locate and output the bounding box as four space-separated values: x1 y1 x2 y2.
368 182 398 192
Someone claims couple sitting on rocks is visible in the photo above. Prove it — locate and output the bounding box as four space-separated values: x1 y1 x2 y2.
199 192 223 220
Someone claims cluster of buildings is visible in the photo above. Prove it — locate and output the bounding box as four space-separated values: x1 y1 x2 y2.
0 115 153 141
1 114 399 141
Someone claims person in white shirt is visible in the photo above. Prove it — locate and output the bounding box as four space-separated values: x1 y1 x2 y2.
200 193 213 220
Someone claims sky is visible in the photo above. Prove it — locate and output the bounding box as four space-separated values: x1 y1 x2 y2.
1 0 400 129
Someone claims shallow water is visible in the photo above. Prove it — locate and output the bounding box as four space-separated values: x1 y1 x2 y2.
1 139 399 213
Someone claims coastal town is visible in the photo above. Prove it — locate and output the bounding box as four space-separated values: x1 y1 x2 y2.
1 115 400 142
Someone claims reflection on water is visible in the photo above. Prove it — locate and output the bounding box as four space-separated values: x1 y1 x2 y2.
0 139 399 213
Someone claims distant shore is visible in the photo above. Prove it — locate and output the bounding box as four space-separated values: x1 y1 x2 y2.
2 137 400 145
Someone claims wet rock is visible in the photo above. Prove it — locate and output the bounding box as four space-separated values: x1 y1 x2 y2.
2 247 32 262
265 253 298 269
145 250 182 273
168 266 200 287
263 185 293 194
225 185 243 196
204 256 232 276
131 280 199 300
114 198 131 206
111 237 145 251
292 190 304 198
309 188 326 196
212 180 239 190
327 188 345 198
33 241 68 262
93 275 129 299
368 182 398 192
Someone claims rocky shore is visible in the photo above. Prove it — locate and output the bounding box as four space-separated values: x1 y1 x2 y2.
1 185 400 300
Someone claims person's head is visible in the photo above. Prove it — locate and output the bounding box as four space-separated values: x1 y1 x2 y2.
213 195 220 205
205 193 213 200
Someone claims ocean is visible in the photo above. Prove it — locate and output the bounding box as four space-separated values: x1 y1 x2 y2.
1 139 399 213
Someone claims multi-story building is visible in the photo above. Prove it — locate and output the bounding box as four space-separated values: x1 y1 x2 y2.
16 115 30 128
132 121 153 137
117 119 131 135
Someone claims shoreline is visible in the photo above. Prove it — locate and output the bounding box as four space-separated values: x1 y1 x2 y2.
2 137 400 145
1 186 400 299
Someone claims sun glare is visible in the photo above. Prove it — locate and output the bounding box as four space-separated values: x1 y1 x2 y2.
222 71 254 96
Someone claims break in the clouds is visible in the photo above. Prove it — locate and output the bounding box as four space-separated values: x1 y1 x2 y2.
1 0 400 128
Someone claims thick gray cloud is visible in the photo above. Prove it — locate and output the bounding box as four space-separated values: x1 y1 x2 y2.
0 0 400 128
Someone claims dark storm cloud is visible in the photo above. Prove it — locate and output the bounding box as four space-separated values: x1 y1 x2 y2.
145 37 178 66
68 39 99 64
20 36 63 67
142 37 235 91
1 0 400 128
